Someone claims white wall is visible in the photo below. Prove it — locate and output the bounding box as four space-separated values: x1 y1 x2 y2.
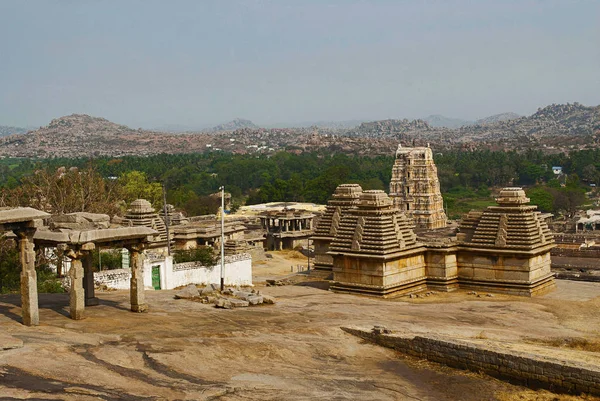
94 253 252 290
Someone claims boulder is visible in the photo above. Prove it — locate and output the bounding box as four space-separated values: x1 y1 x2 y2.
215 298 232 309
214 297 249 309
174 284 200 299
246 295 263 305
201 283 220 295
262 295 276 305
229 298 250 308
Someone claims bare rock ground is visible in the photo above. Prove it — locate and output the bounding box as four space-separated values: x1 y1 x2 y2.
1 270 600 400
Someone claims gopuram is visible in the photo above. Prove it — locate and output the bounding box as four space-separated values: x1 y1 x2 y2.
389 144 447 230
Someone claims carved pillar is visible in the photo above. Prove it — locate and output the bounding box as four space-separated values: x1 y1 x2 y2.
18 229 38 326
66 242 94 320
56 246 64 277
83 251 99 306
128 245 147 313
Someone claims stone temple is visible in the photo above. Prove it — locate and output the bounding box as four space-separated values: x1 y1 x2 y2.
313 146 556 298
389 144 447 230
312 184 363 274
320 187 555 297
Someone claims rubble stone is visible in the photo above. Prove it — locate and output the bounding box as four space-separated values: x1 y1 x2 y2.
174 284 200 299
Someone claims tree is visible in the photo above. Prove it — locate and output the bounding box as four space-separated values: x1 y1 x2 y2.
582 164 599 185
118 171 163 210
0 165 121 215
526 187 554 212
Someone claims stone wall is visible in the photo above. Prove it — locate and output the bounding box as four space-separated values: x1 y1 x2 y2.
342 327 600 396
94 253 252 290
93 269 131 290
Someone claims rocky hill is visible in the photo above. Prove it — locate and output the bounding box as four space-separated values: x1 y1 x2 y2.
1 103 598 159
0 114 214 158
207 118 258 132
0 125 28 137
475 112 520 125
423 115 471 128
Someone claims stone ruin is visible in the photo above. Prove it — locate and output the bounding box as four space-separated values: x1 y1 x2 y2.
0 207 157 326
389 144 447 230
315 185 556 298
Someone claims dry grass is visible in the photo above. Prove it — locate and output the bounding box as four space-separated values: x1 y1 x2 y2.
475 331 489 340
524 337 600 353
496 389 600 400
275 249 307 260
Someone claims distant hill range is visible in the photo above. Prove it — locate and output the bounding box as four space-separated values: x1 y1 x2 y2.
1 103 598 158
475 112 521 125
206 118 258 132
422 112 520 128
422 115 472 128
0 125 29 137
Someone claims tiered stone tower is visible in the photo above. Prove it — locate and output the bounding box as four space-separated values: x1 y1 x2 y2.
311 184 363 273
329 190 427 297
122 199 169 245
457 187 556 296
389 144 447 230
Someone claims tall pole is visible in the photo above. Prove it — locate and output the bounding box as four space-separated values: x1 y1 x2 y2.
162 183 171 256
307 237 310 272
220 186 225 291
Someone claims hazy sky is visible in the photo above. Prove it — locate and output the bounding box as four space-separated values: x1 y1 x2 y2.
1 0 599 128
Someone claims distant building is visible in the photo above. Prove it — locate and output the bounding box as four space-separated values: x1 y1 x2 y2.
552 166 563 175
259 208 315 251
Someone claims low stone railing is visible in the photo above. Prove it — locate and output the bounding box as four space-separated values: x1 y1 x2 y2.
173 253 251 272
342 327 600 396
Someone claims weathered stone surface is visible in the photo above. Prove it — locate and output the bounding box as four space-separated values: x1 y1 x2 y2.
262 294 276 304
0 334 24 351
174 284 200 299
246 295 263 305
215 297 249 309
342 326 600 397
201 283 219 295
229 299 250 308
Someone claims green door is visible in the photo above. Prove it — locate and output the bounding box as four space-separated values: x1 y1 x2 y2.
152 265 161 290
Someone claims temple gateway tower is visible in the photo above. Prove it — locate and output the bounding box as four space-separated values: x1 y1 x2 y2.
389 144 447 230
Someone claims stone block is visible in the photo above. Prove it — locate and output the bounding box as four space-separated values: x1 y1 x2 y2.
174 284 200 299
246 295 263 305
262 295 276 304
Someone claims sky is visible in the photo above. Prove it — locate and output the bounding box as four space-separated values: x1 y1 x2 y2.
1 0 599 129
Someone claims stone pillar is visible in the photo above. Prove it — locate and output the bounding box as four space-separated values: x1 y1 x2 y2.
56 246 64 277
18 230 38 326
69 257 85 320
66 243 94 320
83 252 99 306
128 245 147 313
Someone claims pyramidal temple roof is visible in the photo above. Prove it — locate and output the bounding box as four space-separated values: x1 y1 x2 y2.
458 187 554 250
329 190 419 256
313 184 363 239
